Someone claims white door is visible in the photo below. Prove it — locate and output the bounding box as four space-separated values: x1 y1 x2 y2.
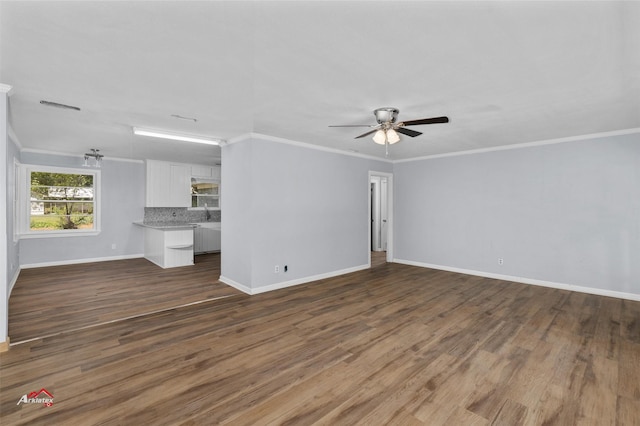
370 175 389 252
369 171 393 263
380 177 388 251
371 178 381 251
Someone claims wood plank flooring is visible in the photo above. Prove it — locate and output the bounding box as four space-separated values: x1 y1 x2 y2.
1 257 639 425
8 253 240 343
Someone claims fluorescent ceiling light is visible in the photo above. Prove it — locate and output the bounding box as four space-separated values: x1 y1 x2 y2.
133 127 221 145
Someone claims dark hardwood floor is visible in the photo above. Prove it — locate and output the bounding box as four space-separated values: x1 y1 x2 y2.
1 255 639 425
8 253 240 343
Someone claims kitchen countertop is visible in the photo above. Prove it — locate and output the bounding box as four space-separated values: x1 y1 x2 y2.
133 221 199 230
134 221 221 230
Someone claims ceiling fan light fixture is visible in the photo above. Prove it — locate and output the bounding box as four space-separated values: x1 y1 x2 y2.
133 127 222 146
386 129 400 144
372 130 387 145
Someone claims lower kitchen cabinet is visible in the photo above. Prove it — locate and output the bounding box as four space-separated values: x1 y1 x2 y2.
194 223 221 254
144 227 194 268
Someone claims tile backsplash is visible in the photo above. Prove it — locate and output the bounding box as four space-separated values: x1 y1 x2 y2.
144 207 221 223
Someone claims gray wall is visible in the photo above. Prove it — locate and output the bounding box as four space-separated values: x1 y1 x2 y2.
6 134 20 287
394 133 640 296
221 140 254 287
19 152 145 266
221 136 392 291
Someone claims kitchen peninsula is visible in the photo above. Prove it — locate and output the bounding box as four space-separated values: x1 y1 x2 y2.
134 221 197 268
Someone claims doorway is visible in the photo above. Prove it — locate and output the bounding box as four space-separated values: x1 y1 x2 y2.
368 171 393 266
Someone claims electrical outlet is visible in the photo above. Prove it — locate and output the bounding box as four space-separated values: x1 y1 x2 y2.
284 265 288 272
111 243 117 250
498 258 504 265
274 265 279 273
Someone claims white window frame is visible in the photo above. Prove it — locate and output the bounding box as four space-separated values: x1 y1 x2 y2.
188 178 221 211
18 164 101 239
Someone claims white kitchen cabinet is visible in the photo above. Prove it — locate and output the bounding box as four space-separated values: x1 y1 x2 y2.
169 164 191 207
146 160 190 207
194 222 221 254
191 165 221 180
144 227 194 268
146 160 170 207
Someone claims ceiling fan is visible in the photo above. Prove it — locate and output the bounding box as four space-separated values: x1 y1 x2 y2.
329 107 449 154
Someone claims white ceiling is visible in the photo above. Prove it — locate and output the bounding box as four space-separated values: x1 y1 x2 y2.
2 1 639 163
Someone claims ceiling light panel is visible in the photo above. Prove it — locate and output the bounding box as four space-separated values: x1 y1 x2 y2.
133 127 222 145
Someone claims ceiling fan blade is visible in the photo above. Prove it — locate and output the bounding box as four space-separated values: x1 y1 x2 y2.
401 116 449 126
328 124 375 128
355 129 380 139
396 127 422 137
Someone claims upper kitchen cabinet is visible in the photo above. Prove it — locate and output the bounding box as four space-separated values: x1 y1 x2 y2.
146 160 191 207
191 165 221 180
146 160 221 208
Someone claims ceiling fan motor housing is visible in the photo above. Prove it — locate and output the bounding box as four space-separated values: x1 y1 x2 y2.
374 107 399 124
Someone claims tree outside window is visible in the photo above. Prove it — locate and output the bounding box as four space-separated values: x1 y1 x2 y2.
30 171 95 231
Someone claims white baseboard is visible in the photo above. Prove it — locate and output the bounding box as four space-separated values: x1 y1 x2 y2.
394 258 640 302
220 263 370 295
218 275 252 295
21 253 145 269
8 266 21 296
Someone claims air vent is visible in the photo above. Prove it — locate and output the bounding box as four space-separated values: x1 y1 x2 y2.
171 114 197 122
40 100 81 111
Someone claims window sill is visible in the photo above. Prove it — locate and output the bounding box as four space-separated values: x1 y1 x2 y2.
19 230 101 239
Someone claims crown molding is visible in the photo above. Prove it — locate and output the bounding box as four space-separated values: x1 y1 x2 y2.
226 132 393 163
20 148 145 164
0 83 13 95
394 127 640 163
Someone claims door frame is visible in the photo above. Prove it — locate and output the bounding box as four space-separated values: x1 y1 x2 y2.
368 171 393 265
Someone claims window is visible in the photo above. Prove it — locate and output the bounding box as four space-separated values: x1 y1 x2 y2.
190 178 220 208
19 164 100 238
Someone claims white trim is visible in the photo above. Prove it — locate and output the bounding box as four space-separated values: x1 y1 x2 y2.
20 148 145 164
394 258 640 302
218 275 252 295
0 83 12 95
252 264 370 294
19 231 102 239
220 263 370 295
368 171 394 264
19 164 101 238
394 128 640 163
8 267 21 296
227 132 394 163
13 159 20 243
226 132 253 145
21 253 144 269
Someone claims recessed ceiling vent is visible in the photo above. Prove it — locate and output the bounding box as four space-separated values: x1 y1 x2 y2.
171 114 197 122
40 100 81 111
